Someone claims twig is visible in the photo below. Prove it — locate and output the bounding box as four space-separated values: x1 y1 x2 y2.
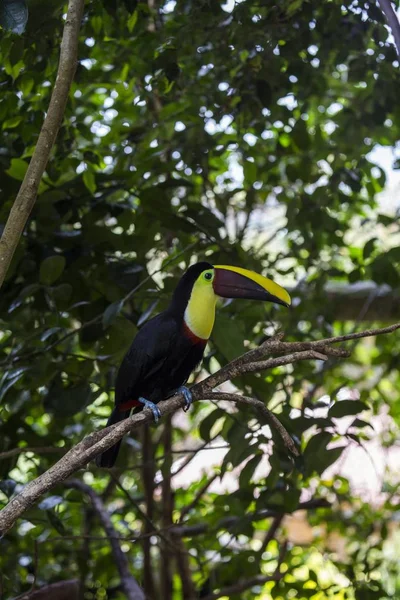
258 514 284 557
14 580 80 600
0 0 84 289
377 0 400 57
26 499 329 545
202 392 299 456
65 479 145 600
0 323 398 535
171 498 329 538
161 416 174 600
0 446 66 461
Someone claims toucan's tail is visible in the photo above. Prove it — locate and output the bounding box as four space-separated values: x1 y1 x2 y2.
95 407 131 468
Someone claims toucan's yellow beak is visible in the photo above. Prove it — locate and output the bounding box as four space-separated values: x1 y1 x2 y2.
213 265 291 308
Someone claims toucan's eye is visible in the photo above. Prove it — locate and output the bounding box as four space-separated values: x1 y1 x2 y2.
204 271 213 281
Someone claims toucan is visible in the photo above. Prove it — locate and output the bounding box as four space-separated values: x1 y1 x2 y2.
96 262 291 467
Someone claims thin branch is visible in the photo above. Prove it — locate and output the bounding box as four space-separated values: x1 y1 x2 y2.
258 514 284 557
171 499 329 538
161 416 174 600
30 499 329 544
65 479 145 600
377 0 400 57
174 537 197 600
0 322 398 535
140 426 157 599
203 392 299 456
15 580 80 600
0 446 66 461
0 0 84 289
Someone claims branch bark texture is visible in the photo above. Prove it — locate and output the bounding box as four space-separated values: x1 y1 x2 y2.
18 579 80 600
0 0 84 289
65 480 145 600
0 322 399 536
377 0 400 56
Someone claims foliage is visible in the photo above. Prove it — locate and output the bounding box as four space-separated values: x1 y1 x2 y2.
1 0 400 598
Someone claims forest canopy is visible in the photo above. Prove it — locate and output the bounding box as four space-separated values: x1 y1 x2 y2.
0 0 400 599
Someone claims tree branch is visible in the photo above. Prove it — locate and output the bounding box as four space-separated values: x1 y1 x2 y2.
141 425 157 599
17 579 80 600
170 498 330 538
0 446 66 461
377 0 400 57
0 322 399 536
203 392 299 456
65 479 145 600
161 416 174 600
174 537 197 600
257 514 284 557
0 0 84 289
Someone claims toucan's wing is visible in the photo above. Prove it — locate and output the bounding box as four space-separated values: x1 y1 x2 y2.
114 312 178 406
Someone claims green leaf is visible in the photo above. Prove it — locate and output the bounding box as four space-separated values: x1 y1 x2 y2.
212 313 245 361
199 409 221 442
40 327 62 342
83 169 96 194
46 509 68 536
370 255 400 287
303 431 332 460
127 10 137 32
363 238 377 261
3 116 23 129
6 158 28 180
313 446 345 475
39 255 66 285
239 454 262 488
328 400 368 419
103 300 124 328
0 367 29 401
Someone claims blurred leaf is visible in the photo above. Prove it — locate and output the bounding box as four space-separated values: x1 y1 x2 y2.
329 400 368 419
83 169 96 194
39 495 64 511
39 255 66 285
102 300 124 328
5 158 28 180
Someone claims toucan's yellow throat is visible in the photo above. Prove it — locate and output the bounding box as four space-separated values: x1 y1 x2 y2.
183 264 290 340
184 267 217 340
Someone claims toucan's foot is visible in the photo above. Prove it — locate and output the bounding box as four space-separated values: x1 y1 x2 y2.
178 386 193 412
138 397 161 422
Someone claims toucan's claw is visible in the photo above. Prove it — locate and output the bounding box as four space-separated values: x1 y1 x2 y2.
178 386 193 412
138 397 161 422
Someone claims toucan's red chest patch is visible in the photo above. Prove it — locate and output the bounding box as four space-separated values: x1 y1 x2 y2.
183 322 208 347
118 398 142 411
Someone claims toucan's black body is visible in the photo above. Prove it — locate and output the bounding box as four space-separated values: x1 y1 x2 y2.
96 261 290 468
96 264 210 467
